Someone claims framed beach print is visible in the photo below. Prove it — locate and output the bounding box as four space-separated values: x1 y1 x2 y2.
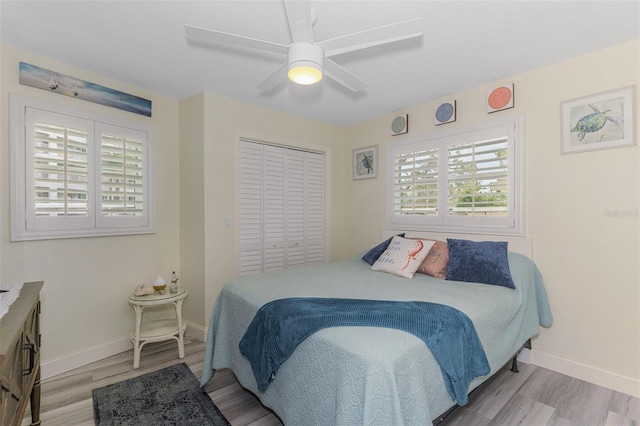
353 145 377 180
19 62 152 117
561 86 636 154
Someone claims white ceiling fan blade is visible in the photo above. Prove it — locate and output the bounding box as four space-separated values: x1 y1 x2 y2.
324 59 367 92
257 62 289 91
320 18 423 57
283 0 314 43
185 24 289 55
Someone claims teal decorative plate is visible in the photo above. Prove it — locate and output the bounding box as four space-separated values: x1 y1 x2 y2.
391 115 408 135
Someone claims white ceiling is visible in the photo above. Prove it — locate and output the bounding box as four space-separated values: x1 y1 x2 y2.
1 1 639 126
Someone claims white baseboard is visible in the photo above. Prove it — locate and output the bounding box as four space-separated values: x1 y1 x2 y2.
530 349 640 398
41 337 132 380
185 320 207 342
41 321 208 381
517 347 531 364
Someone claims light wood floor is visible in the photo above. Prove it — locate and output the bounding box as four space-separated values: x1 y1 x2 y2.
24 337 639 425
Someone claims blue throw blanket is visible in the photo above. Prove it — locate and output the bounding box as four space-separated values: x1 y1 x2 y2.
239 298 490 405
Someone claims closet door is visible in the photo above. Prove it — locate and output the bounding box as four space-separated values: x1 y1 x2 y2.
305 152 324 265
263 146 285 272
285 149 306 268
238 140 324 277
238 142 264 277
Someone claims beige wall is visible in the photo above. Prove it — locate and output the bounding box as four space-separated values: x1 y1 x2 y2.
179 93 206 329
0 45 181 376
179 93 347 329
343 39 640 396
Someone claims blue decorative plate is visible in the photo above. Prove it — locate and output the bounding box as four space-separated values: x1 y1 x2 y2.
436 102 454 123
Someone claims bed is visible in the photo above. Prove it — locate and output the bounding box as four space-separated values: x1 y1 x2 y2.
200 237 553 425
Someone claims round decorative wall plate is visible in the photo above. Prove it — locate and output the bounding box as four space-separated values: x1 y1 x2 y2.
435 100 456 125
487 83 514 113
391 114 408 135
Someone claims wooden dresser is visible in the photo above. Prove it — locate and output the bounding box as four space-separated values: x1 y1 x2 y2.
0 281 43 426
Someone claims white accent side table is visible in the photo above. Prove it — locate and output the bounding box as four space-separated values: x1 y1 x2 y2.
128 288 188 369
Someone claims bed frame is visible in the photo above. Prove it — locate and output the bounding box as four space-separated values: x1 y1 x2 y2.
432 338 532 425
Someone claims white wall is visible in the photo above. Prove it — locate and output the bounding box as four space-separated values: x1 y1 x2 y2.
342 39 640 397
0 44 181 377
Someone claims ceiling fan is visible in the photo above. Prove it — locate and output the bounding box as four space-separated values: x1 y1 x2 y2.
185 0 423 92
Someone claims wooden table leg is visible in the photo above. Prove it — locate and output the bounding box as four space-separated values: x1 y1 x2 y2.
30 367 41 426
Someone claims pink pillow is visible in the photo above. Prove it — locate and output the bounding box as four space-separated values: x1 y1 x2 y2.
416 240 449 278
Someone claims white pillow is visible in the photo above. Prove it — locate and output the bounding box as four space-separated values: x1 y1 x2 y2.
371 236 435 278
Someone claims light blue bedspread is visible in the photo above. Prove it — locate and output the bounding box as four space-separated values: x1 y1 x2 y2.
201 252 552 425
239 298 490 404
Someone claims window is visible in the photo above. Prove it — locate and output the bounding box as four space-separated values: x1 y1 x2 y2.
387 114 525 236
10 94 155 240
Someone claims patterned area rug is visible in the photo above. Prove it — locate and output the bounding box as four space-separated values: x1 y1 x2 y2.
92 363 231 426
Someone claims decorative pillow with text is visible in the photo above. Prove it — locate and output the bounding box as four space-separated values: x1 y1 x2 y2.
372 236 435 278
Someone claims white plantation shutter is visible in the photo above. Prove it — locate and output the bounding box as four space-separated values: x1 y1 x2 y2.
11 95 155 240
239 140 325 276
447 137 509 216
96 123 150 229
25 108 94 232
34 120 90 217
392 147 439 217
387 115 524 235
100 132 144 216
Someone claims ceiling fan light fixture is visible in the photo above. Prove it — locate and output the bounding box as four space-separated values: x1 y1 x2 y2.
288 63 323 85
288 42 324 86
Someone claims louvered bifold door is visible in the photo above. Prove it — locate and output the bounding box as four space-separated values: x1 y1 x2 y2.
285 149 306 268
263 146 286 272
238 140 325 277
305 152 324 265
239 141 264 277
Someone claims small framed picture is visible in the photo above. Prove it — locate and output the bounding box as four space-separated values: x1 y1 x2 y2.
561 86 636 154
353 145 377 180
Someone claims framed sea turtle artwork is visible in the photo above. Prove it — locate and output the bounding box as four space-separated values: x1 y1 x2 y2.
561 86 635 154
353 145 377 180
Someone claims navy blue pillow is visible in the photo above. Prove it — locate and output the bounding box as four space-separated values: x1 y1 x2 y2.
445 239 515 289
361 233 405 265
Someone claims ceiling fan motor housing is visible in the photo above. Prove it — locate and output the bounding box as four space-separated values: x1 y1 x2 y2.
288 42 324 85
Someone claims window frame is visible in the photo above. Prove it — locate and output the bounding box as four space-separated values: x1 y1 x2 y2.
10 93 155 241
386 114 525 236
